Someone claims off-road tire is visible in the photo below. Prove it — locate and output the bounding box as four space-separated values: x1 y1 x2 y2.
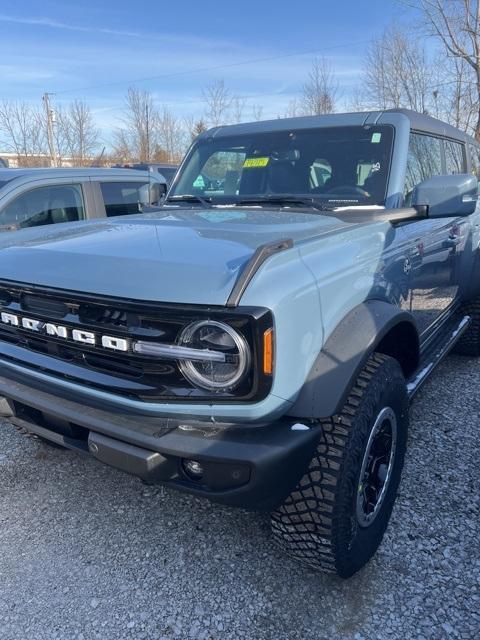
271 353 409 578
452 299 480 356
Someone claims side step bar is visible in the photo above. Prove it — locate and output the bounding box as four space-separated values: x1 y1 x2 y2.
406 314 470 399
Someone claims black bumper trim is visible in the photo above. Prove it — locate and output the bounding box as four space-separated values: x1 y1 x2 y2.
0 373 319 511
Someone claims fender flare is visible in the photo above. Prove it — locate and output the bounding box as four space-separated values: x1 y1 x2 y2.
287 300 419 419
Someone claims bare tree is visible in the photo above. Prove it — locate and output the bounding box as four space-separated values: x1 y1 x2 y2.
300 57 338 115
230 97 263 124
403 0 480 138
185 117 208 143
231 96 246 124
52 105 69 165
0 100 47 165
433 54 478 133
114 87 159 162
110 128 132 163
57 101 100 166
363 25 432 112
202 79 233 126
283 98 302 118
347 86 371 112
251 104 264 121
156 107 185 162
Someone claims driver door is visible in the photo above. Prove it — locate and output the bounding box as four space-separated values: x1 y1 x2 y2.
400 133 465 337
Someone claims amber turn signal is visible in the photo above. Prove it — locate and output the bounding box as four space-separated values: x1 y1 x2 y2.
263 328 274 375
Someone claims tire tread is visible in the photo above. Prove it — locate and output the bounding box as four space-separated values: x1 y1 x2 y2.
271 353 406 576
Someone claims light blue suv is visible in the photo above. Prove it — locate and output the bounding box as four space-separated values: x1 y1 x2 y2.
0 109 479 577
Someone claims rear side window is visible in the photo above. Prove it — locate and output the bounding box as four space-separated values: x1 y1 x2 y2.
0 184 84 231
404 133 442 198
100 181 149 217
444 140 465 174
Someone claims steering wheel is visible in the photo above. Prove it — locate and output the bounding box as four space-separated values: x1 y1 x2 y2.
326 185 370 197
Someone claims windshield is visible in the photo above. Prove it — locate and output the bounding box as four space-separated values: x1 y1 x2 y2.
170 125 394 208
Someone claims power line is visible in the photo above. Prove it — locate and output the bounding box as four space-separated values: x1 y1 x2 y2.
139 87 309 108
51 39 370 96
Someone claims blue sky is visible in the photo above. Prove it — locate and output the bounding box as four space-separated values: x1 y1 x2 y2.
0 0 412 138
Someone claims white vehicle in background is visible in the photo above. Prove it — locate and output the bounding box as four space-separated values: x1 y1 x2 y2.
0 168 166 232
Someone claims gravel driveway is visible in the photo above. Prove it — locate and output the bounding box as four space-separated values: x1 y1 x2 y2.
0 354 479 640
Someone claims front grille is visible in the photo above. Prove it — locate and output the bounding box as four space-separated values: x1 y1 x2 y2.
0 282 271 403
22 294 69 318
80 304 128 327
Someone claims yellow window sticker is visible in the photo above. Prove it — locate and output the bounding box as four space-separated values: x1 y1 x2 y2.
243 157 270 168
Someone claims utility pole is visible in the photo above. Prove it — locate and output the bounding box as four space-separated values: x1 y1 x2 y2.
145 101 150 162
43 92 58 167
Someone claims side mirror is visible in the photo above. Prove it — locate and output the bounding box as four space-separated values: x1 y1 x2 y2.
412 174 478 217
149 181 167 206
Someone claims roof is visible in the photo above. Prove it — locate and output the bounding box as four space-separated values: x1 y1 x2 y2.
384 108 474 143
199 108 475 145
0 167 164 183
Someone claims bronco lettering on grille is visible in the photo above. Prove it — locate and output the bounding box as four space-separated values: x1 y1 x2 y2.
0 310 129 352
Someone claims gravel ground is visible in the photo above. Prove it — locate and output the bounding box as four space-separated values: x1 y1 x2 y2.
0 354 479 640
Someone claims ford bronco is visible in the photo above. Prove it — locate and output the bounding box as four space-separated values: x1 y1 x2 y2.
0 109 479 577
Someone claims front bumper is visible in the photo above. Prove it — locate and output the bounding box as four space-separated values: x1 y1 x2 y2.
0 372 319 511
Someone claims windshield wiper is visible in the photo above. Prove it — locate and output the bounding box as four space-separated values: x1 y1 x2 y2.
236 196 333 211
166 194 213 208
167 194 334 212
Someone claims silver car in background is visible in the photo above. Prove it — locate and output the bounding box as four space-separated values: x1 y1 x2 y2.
0 168 166 232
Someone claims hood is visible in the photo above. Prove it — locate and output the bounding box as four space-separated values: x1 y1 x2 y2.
0 208 355 305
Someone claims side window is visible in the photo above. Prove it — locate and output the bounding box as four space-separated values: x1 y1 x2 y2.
100 182 149 217
310 159 332 188
0 184 84 230
444 140 465 174
404 133 442 199
357 161 376 186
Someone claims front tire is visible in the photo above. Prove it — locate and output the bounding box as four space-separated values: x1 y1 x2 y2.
271 353 409 578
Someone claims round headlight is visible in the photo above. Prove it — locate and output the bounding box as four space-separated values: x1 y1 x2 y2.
178 320 250 391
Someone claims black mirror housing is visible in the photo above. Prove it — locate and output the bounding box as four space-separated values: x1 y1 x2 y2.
411 174 478 218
